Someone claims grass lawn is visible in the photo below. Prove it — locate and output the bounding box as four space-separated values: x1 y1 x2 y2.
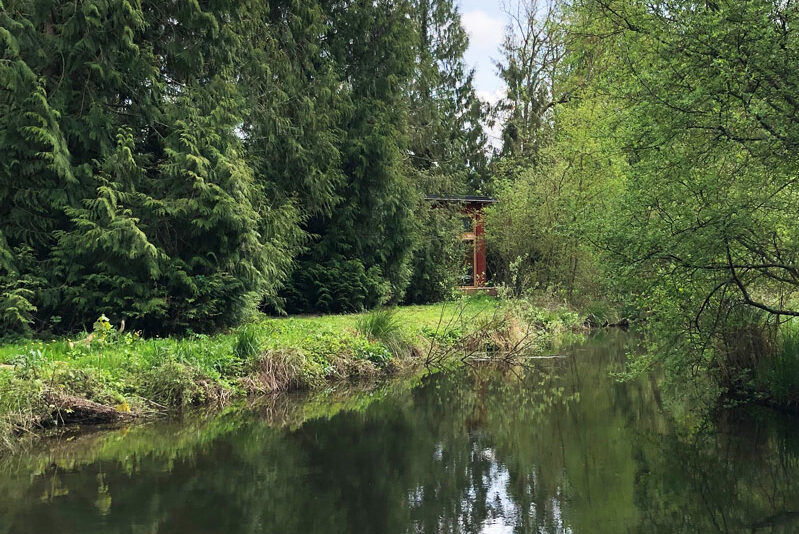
0 296 501 367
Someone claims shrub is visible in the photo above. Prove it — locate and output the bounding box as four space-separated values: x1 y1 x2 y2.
50 366 127 406
243 349 323 393
582 300 616 327
712 306 774 391
758 321 799 406
139 361 209 407
0 370 46 448
282 257 390 314
9 348 45 379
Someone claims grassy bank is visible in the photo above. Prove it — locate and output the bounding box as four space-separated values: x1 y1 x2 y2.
0 296 586 448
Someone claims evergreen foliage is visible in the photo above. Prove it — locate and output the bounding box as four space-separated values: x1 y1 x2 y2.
281 0 420 313
404 202 463 305
1 0 300 334
408 0 488 192
1 0 483 334
403 0 488 303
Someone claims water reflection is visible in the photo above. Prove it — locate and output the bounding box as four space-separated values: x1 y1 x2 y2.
0 331 797 533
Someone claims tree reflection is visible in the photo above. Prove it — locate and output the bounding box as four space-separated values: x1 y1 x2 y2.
1 332 798 533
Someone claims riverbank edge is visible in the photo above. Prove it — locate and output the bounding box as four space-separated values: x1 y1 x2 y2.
0 297 590 449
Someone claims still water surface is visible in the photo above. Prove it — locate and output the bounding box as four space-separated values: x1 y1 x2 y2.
1 331 798 533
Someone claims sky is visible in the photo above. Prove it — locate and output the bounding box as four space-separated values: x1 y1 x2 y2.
457 0 507 106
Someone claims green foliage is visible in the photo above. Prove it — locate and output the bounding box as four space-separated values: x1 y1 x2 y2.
2 0 486 332
357 307 402 343
0 297 590 445
485 0 799 406
486 95 624 300
8 348 44 379
140 361 211 408
757 321 799 406
234 324 264 360
408 0 488 191
558 0 799 403
283 257 389 314
0 369 44 448
581 300 618 328
493 0 564 163
359 306 423 361
420 325 462 344
1 0 307 335
405 203 463 304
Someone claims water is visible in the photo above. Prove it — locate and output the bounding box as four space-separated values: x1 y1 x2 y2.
1 331 798 533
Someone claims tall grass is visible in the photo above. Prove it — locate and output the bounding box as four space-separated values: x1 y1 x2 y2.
759 320 799 406
0 299 507 446
233 324 263 360
713 306 774 391
356 308 408 357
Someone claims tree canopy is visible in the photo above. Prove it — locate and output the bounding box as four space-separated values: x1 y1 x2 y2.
0 0 486 334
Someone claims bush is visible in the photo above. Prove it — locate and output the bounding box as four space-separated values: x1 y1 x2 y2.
405 204 463 304
282 257 389 314
0 370 46 447
712 306 774 391
485 172 603 301
139 361 210 407
582 300 618 327
50 366 127 406
243 349 324 393
234 324 263 360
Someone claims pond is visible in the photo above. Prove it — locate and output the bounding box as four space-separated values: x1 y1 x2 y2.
1 331 798 533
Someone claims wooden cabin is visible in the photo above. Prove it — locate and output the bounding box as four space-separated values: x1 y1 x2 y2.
426 196 496 293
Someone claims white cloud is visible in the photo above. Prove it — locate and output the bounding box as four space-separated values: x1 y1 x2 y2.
476 87 506 107
461 8 507 151
461 10 505 60
461 10 505 94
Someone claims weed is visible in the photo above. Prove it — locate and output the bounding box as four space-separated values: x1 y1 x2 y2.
10 348 45 379
420 325 462 344
242 349 323 394
0 371 46 448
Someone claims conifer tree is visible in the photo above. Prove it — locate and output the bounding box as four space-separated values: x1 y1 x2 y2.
240 0 347 220
405 0 487 304
1 0 494 328
409 0 488 193
282 0 419 312
1 0 303 334
494 0 565 163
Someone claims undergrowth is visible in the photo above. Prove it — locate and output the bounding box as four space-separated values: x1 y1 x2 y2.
756 320 799 408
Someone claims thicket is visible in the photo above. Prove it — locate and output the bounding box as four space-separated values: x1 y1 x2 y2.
0 0 484 336
484 0 799 406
